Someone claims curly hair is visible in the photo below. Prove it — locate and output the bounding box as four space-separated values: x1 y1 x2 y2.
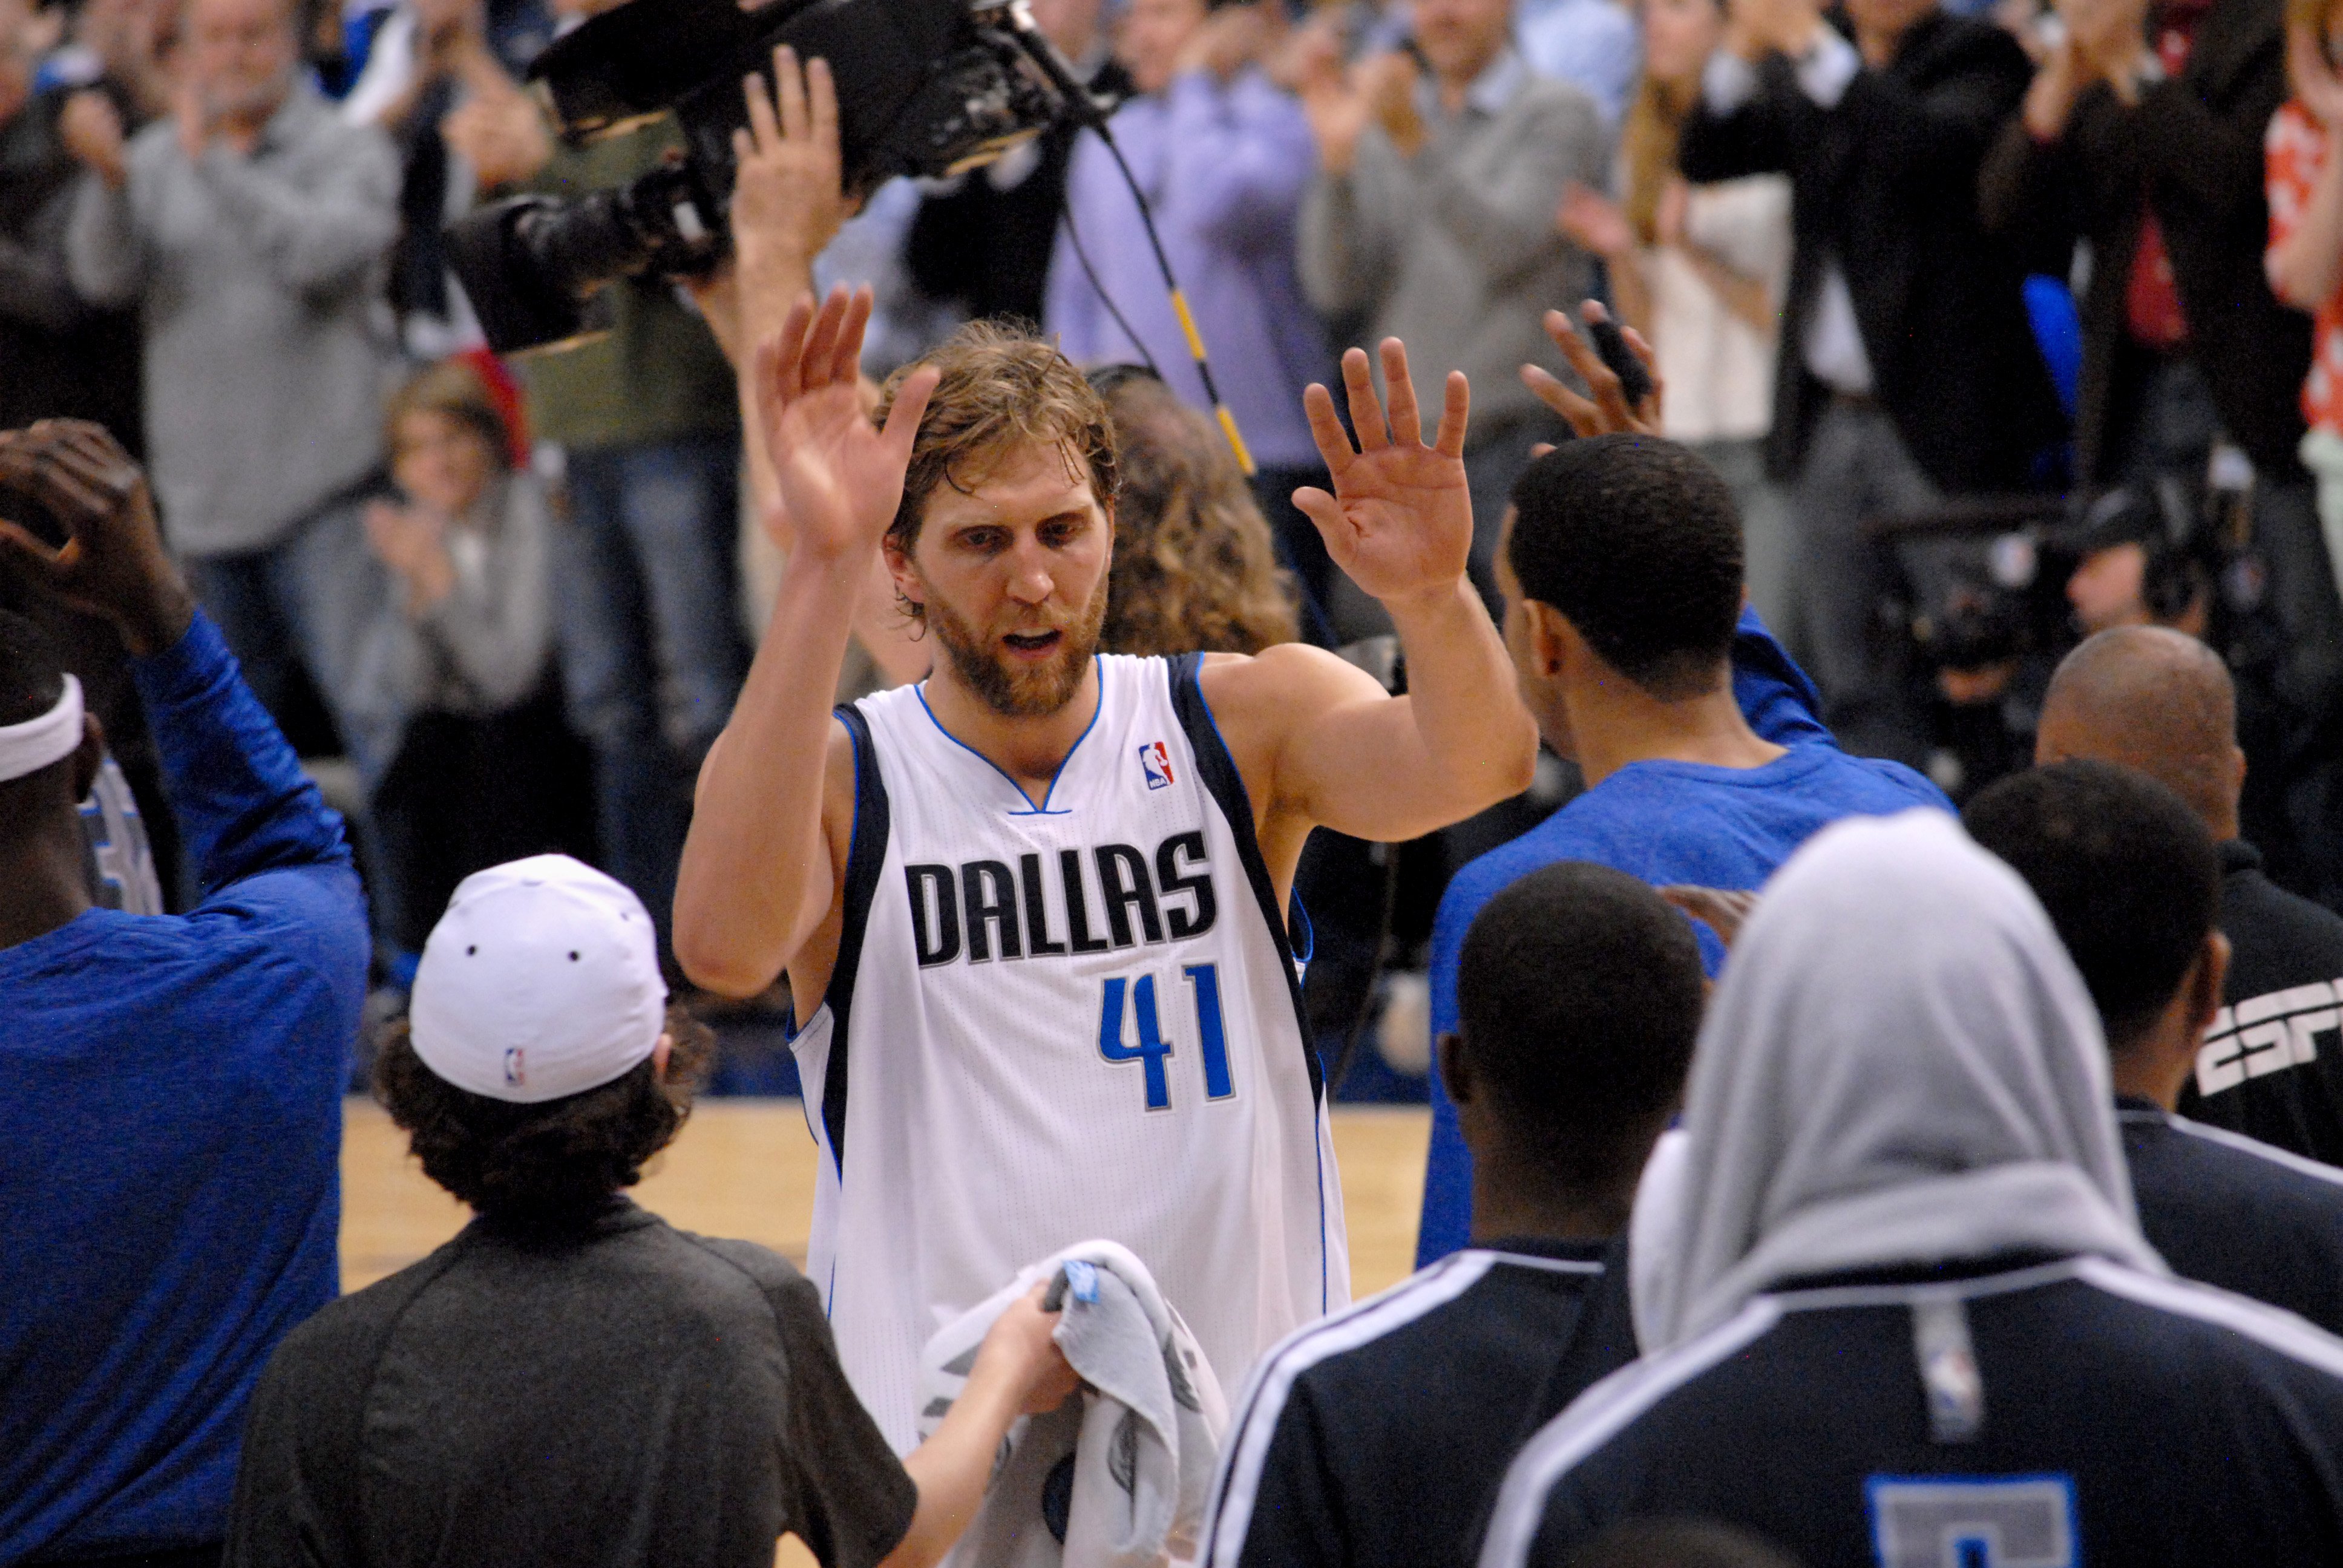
1097 374 1299 657
874 321 1121 583
374 1006 716 1223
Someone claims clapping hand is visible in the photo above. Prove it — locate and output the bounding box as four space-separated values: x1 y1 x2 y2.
59 90 128 188
754 286 937 566
1295 340 1473 612
0 421 193 657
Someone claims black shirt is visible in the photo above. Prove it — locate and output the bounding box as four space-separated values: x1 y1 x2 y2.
1488 1254 2343 1568
223 1201 916 1568
1202 1237 1634 1568
2120 1095 2343 1337
2178 840 2343 1163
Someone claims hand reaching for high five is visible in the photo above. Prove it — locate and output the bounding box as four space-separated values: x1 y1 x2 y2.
755 286 937 567
1295 340 1473 611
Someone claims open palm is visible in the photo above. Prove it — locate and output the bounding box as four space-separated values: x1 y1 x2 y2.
1295 340 1473 606
755 286 937 564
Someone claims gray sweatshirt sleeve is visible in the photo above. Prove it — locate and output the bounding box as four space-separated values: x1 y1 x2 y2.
1297 134 1401 318
414 477 553 711
192 126 398 295
1421 87 1605 292
65 169 143 307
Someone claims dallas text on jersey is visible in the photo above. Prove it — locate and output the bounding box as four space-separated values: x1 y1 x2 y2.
904 831 1219 968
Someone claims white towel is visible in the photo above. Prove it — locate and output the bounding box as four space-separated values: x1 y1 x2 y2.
919 1241 1228 1568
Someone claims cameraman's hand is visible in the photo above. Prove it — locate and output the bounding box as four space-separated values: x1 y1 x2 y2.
0 422 194 658
756 286 937 569
732 46 846 339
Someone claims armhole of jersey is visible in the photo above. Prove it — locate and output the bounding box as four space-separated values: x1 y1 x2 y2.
1168 653 1323 1104
821 704 893 1172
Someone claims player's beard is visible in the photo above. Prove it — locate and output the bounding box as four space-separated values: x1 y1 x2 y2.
923 570 1109 719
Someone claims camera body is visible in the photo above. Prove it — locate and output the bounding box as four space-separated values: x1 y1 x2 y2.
447 0 1081 354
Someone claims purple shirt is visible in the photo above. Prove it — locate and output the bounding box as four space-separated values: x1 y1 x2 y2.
1046 68 1332 472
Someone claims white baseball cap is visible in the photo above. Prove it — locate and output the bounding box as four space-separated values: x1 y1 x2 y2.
408 855 670 1104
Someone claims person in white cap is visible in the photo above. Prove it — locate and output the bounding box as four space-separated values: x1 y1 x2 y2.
0 419 370 1568
223 853 1080 1568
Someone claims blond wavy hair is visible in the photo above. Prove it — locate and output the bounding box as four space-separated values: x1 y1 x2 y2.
1098 374 1300 657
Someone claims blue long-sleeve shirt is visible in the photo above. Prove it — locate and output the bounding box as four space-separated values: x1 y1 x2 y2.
0 611 368 1561
1046 67 1333 471
1414 610 1950 1266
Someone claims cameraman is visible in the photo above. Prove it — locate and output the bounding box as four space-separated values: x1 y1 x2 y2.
498 0 748 969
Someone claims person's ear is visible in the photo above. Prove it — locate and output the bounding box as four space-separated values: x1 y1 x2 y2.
1437 1031 1473 1107
1522 599 1574 681
882 529 924 613
71 713 105 803
651 1031 673 1084
2187 930 2231 1044
2227 743 2247 811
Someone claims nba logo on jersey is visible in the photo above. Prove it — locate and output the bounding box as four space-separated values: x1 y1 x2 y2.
503 1048 525 1088
1140 741 1176 790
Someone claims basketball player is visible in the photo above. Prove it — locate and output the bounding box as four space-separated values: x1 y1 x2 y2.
674 290 1539 1448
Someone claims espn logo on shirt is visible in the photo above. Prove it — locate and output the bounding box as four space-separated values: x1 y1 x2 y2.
2196 980 2343 1097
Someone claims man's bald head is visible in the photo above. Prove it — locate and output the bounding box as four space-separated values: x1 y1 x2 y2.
2037 627 2244 840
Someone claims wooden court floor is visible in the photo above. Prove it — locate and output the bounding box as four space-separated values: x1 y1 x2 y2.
340 1099 1432 1567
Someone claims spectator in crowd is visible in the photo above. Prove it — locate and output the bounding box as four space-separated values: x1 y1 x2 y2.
341 0 551 356
225 855 1078 1568
2269 0 2343 603
1415 365 1945 1266
349 358 590 967
61 0 402 779
1204 863 1696 1568
1967 758 2343 1339
906 0 1124 332
39 0 178 122
512 0 746 969
1982 0 2301 494
1984 0 2343 875
1556 0 1795 629
1519 0 1643 124
1046 0 1337 631
1093 365 1301 658
2034 625 2343 1162
1 0 141 446
0 422 368 1566
1681 0 2061 764
1481 809 2343 1568
1295 0 1608 613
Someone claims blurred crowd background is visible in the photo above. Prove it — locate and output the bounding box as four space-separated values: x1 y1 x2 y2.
7 0 2342 1097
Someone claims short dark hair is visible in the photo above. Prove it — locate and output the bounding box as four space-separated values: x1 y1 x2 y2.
1456 861 1703 1183
1505 435 1744 700
1565 1520 1805 1568
374 1007 716 1223
1964 760 2222 1050
0 608 65 727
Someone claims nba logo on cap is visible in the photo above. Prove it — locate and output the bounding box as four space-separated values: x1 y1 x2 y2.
1139 742 1175 791
503 1047 526 1087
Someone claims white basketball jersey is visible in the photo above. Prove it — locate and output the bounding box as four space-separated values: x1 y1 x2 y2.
793 653 1349 1451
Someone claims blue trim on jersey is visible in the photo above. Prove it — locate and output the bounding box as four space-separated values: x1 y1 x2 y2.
911 660 1104 815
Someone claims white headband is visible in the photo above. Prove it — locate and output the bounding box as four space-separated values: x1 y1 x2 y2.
0 675 85 784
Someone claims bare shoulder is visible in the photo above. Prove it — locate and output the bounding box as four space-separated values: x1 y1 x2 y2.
1194 645 1392 811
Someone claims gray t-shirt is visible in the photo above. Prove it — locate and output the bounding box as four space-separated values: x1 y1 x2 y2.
224 1201 916 1568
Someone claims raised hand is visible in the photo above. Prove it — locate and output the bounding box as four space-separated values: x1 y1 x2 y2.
754 286 937 566
1522 300 1666 439
730 46 847 302
0 420 194 656
1295 339 1473 610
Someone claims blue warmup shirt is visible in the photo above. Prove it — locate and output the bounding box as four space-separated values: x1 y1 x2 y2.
1416 611 1948 1266
0 612 369 1561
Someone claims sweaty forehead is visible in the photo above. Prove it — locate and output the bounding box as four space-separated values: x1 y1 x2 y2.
925 440 1102 531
